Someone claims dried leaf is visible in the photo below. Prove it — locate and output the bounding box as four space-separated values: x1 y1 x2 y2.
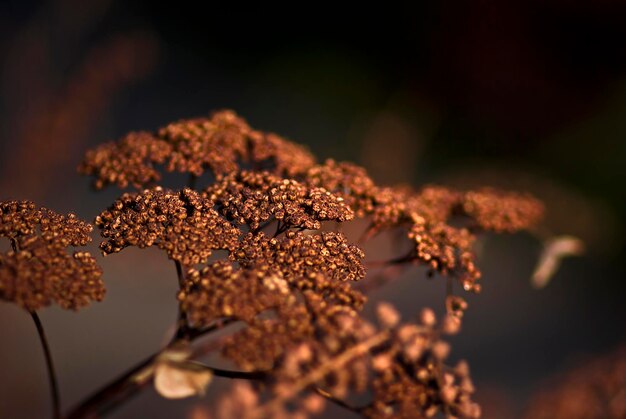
153 345 213 399
531 235 584 289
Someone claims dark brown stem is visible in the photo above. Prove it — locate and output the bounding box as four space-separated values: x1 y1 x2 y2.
312 386 367 414
30 311 61 419
354 264 410 294
188 173 198 190
273 220 283 238
174 260 190 340
64 319 236 419
193 363 267 380
365 252 414 269
64 350 160 419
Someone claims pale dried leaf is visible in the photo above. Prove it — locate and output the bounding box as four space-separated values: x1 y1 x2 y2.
154 361 213 399
531 235 584 289
153 344 213 399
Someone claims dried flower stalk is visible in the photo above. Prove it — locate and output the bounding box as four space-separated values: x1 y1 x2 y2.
20 108 552 419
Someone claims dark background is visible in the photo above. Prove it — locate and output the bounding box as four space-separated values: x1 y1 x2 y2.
1 1 625 417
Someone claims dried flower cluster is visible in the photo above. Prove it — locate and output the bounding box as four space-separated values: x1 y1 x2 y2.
0 201 104 310
210 302 480 419
307 159 543 292
95 187 240 267
79 110 315 190
206 170 353 231
49 109 549 418
524 345 626 419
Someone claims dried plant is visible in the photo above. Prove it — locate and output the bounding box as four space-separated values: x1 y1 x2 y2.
2 109 558 419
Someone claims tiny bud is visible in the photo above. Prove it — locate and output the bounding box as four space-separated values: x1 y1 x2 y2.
432 341 451 360
441 386 458 404
425 405 438 417
376 302 401 328
455 360 470 377
372 354 393 371
301 394 326 414
441 314 462 335
420 308 436 327
461 377 475 394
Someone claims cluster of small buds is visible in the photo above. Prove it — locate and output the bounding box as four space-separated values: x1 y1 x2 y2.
158 110 250 177
79 110 316 190
305 159 379 217
222 303 314 371
406 186 463 224
178 262 296 326
74 109 550 419
206 171 353 231
442 296 469 335
272 318 374 400
78 131 171 190
95 187 240 267
462 188 544 233
248 132 316 178
408 215 481 292
0 201 104 310
213 302 479 419
214 381 327 419
234 231 366 283
365 304 480 419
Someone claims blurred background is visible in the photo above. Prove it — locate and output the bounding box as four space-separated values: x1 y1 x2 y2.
1 0 625 417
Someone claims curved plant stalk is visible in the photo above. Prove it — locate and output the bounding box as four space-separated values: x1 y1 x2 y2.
30 311 61 419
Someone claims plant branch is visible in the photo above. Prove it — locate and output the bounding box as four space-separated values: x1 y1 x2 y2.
258 331 390 414
191 362 268 380
312 386 367 414
64 350 159 419
64 318 237 419
30 311 61 419
174 260 190 339
354 264 410 294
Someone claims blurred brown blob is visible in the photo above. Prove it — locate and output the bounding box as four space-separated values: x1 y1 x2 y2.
1 0 158 201
358 112 421 185
524 344 626 419
440 166 619 256
475 385 517 419
1 33 158 200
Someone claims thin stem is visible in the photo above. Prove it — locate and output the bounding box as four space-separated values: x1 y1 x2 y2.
258 331 390 413
354 264 410 294
64 318 237 419
188 173 198 190
446 277 453 300
365 252 414 269
30 311 61 419
65 350 160 419
273 220 283 238
174 260 190 340
191 363 267 380
312 386 366 414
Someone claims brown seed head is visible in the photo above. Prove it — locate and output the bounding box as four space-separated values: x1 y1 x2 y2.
0 201 104 310
96 187 240 266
